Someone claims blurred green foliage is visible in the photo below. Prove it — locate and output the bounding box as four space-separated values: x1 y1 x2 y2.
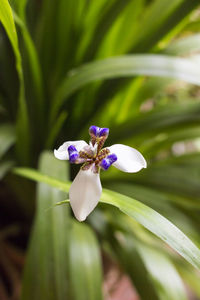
1 0 200 299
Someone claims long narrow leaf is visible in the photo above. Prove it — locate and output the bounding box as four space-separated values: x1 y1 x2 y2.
13 12 44 119
0 0 30 164
101 189 200 270
129 0 199 52
164 34 200 55
136 242 187 300
14 166 200 270
69 221 103 300
0 161 15 179
50 55 200 124
21 152 70 300
0 124 15 158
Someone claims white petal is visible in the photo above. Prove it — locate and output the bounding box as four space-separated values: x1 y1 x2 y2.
69 168 102 221
108 144 147 173
54 140 88 160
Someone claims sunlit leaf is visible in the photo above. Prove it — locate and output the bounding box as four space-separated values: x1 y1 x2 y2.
0 0 30 164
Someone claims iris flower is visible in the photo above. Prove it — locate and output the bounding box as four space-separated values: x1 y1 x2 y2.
54 126 147 221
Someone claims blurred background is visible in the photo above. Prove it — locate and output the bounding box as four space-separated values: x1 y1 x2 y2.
0 0 200 299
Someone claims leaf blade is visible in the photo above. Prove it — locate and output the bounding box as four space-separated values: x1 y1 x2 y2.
50 55 200 123
69 221 103 300
0 0 30 164
0 124 16 158
21 152 70 300
101 189 200 270
13 166 200 270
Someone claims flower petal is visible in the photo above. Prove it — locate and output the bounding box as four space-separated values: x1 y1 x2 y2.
107 144 147 173
69 168 102 221
68 145 79 163
54 140 88 160
100 153 117 170
89 125 109 137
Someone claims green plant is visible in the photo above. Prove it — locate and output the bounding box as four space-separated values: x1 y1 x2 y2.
0 0 200 299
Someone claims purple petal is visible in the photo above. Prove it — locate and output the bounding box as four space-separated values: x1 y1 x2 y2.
89 125 100 137
100 154 117 170
89 125 109 137
68 145 79 163
99 127 109 137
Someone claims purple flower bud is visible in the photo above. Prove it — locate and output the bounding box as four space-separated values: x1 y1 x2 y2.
89 125 109 137
99 127 109 137
68 145 79 163
100 153 117 170
89 125 100 136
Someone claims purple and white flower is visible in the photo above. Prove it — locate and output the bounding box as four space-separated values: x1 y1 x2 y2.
54 126 147 221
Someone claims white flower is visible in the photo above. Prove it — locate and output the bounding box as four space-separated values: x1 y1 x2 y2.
54 125 147 221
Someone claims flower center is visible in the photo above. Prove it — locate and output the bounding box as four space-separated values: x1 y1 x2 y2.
80 147 111 173
68 126 117 173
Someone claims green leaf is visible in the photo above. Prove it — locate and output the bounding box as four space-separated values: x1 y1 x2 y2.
69 221 103 300
136 242 187 300
0 0 20 69
45 111 68 148
133 163 200 201
0 0 30 164
101 189 200 270
21 152 70 300
54 0 84 81
95 0 144 57
14 166 200 271
54 199 70 206
104 180 200 214
164 34 200 55
128 0 199 53
13 11 44 121
82 0 131 61
177 261 200 298
50 55 200 124
13 166 70 191
0 160 15 179
108 227 187 300
108 101 200 143
0 124 15 158
106 231 159 300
